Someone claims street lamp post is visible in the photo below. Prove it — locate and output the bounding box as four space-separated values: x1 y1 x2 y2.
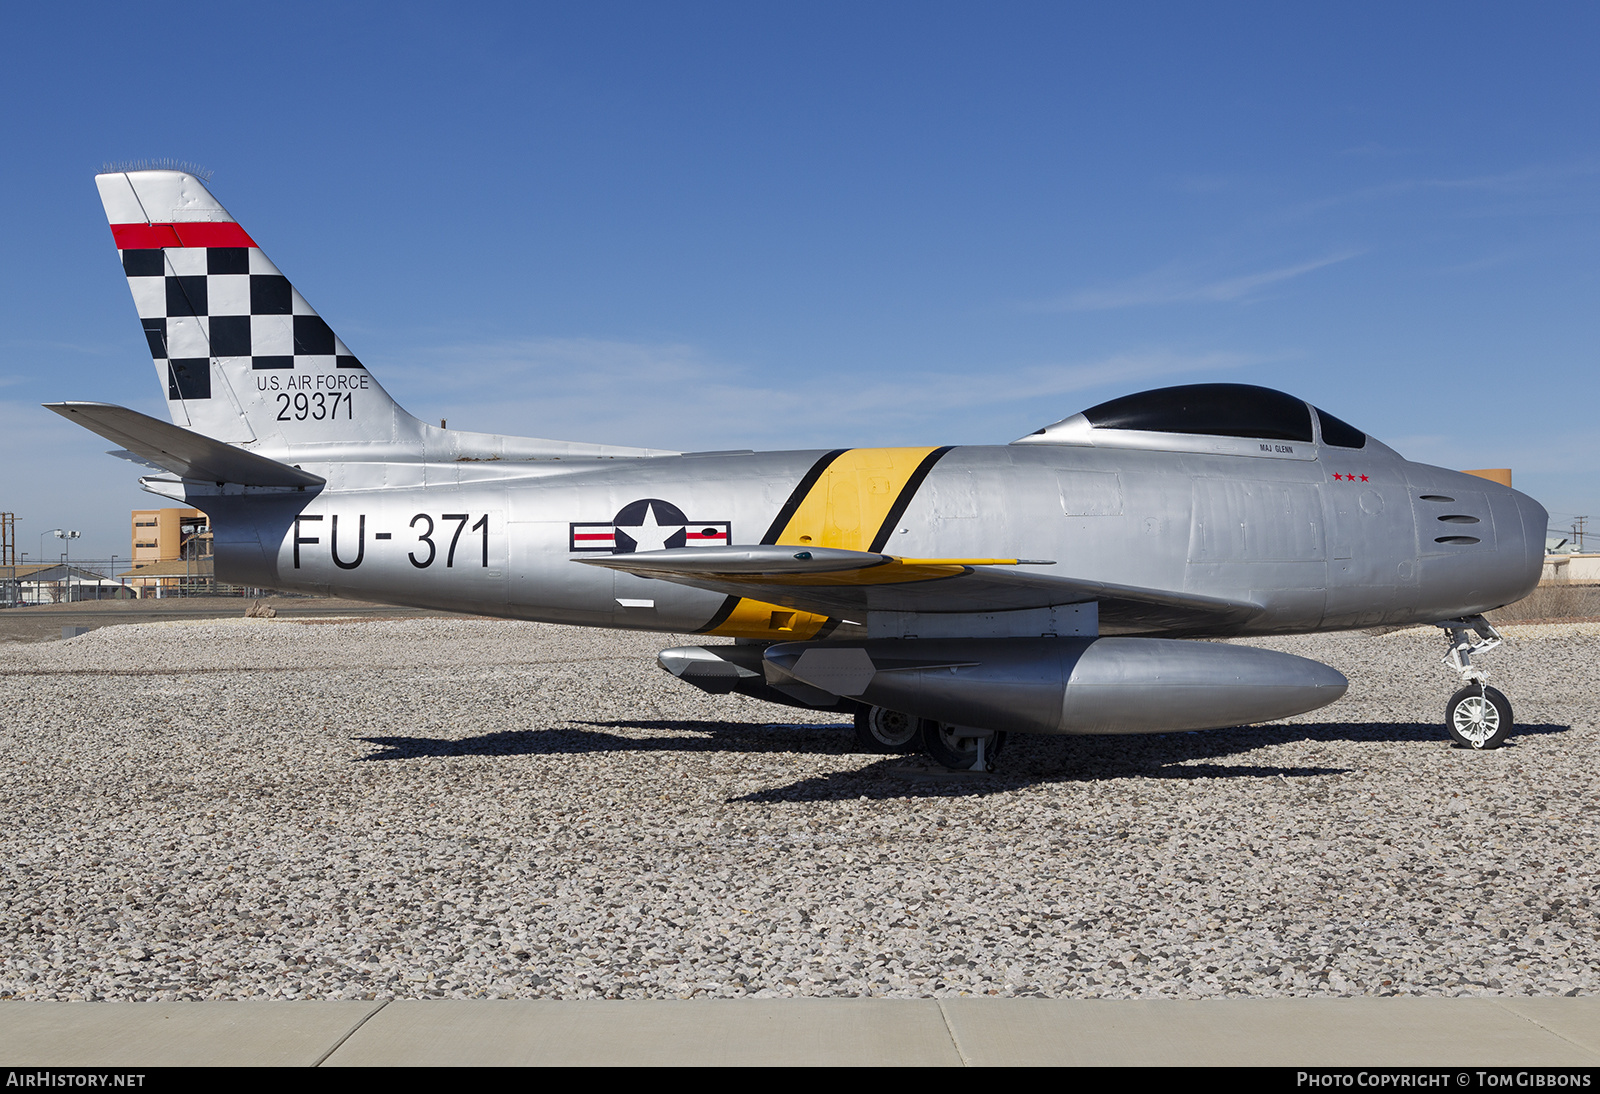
54 530 80 603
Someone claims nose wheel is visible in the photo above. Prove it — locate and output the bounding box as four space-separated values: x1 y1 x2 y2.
1437 616 1513 749
1445 684 1513 750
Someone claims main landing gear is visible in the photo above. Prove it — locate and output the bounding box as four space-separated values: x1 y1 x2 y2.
1438 616 1514 749
854 705 1007 771
920 721 1008 772
852 705 922 754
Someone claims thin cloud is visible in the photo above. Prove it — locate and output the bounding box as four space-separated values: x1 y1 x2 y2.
381 338 1262 449
1268 158 1600 224
1335 142 1424 159
1433 251 1520 276
0 338 133 357
1030 251 1361 313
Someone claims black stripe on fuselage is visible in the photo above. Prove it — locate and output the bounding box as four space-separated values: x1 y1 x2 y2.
760 449 848 544
696 449 849 638
867 446 955 553
809 617 844 641
693 595 742 635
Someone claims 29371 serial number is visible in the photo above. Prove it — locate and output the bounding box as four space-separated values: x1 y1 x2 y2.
277 391 353 421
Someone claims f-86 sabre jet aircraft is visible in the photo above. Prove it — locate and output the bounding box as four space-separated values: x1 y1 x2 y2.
52 169 1547 768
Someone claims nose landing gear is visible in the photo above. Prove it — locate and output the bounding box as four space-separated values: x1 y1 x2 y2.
1446 684 1513 750
1438 616 1513 749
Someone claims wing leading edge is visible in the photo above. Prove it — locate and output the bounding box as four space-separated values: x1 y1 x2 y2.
578 545 1262 635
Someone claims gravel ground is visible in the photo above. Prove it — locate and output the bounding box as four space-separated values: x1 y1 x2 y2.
0 618 1595 1002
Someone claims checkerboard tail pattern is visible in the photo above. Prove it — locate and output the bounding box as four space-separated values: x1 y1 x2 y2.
95 169 404 446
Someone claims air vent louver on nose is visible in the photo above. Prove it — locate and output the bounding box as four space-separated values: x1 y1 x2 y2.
1437 515 1480 524
1434 536 1481 545
1419 495 1454 502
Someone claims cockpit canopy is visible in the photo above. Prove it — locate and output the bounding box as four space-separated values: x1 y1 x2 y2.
1014 383 1372 452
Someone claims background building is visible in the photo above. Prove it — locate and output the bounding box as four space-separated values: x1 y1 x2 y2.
121 508 216 596
0 563 129 605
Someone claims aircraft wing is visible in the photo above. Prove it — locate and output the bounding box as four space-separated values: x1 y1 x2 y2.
578 545 1262 634
44 402 326 488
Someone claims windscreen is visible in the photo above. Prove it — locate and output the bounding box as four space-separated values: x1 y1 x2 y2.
1314 407 1368 448
1081 384 1315 443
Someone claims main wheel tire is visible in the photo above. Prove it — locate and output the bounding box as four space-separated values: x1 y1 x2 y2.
853 706 923 754
1445 684 1513 750
920 720 1007 770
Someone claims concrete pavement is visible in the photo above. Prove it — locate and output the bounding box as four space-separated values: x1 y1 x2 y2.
2 998 1598 1066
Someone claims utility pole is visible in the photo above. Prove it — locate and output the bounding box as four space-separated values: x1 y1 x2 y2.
1575 516 1588 554
0 514 12 608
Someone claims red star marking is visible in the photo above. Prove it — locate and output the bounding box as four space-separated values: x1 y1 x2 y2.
1333 473 1343 481
1359 474 1369 482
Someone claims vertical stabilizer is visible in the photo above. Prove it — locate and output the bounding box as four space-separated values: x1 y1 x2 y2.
96 170 414 453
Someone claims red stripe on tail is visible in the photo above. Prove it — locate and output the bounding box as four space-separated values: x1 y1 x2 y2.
111 222 258 249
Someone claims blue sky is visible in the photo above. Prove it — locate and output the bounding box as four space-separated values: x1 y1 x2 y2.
2 2 1595 559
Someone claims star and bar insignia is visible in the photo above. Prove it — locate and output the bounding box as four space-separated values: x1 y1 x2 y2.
570 499 731 554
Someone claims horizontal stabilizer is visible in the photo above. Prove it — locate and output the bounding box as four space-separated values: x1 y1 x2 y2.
45 402 325 487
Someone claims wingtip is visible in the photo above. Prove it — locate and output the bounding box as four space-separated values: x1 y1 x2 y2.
44 401 127 418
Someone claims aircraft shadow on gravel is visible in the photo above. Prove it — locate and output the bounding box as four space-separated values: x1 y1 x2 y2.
730 720 1572 802
354 719 1569 801
353 719 859 761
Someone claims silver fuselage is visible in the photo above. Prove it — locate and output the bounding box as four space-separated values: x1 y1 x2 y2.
186 437 1545 639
